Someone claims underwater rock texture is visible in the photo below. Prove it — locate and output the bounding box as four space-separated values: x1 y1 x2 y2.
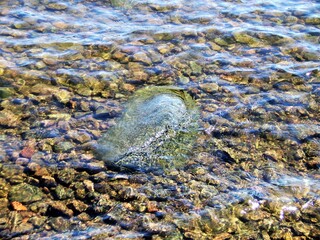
94 86 199 171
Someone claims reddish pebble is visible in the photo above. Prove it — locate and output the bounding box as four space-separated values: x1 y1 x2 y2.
20 146 35 159
11 201 27 211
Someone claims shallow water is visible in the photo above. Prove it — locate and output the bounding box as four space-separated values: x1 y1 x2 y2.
0 0 319 239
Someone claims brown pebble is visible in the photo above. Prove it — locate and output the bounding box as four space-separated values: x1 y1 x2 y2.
34 167 50 177
122 83 136 92
52 21 68 29
147 201 158 213
11 201 28 211
20 146 35 158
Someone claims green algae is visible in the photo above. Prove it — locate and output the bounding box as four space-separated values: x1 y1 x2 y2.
94 86 199 171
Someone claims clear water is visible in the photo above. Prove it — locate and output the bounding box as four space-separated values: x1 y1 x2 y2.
0 0 319 238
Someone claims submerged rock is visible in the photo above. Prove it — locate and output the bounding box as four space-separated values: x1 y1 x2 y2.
8 183 44 203
94 86 199 171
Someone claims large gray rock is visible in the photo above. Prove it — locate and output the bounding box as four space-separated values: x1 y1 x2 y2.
94 86 199 171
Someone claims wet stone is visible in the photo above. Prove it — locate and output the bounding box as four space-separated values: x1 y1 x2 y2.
0 198 9 211
190 61 202 75
67 200 88 213
0 110 21 127
11 222 34 236
66 130 91 144
29 216 47 228
48 216 71 232
132 51 152 65
53 89 73 104
56 168 76 185
53 141 75 153
8 183 44 203
305 16 320 25
233 31 261 46
48 201 73 218
41 175 57 188
0 87 14 99
53 185 74 200
29 202 49 215
46 3 68 11
94 86 199 171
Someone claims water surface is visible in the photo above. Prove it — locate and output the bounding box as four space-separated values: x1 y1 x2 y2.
0 0 319 238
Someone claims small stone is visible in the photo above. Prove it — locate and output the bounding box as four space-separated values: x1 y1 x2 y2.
46 3 68 10
48 113 71 121
132 51 152 65
43 58 58 65
0 110 21 127
11 201 27 211
48 216 71 232
178 75 190 84
147 201 158 213
0 198 8 211
9 183 44 203
112 51 129 63
29 216 47 228
77 212 91 221
233 31 261 46
200 83 219 93
83 180 94 192
52 21 68 29
41 175 57 188
48 201 73 218
30 83 59 95
157 44 171 54
190 61 202 75
35 61 46 69
15 157 30 166
27 162 41 172
11 222 34 236
34 167 50 177
56 169 76 185
122 83 135 92
66 130 91 143
20 146 35 159
118 187 138 201
132 70 149 81
29 202 49 215
305 16 320 25
53 89 72 104
76 87 92 97
53 185 74 200
0 87 14 99
67 200 88 213
53 141 75 153
214 37 229 46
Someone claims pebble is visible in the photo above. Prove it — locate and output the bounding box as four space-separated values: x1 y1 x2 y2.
0 110 21 127
0 87 14 99
48 201 73 218
53 141 75 153
46 3 68 11
9 183 44 203
11 201 27 211
132 51 152 65
53 185 74 200
48 216 71 232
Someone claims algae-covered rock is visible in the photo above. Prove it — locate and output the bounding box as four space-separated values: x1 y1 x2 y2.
94 86 199 171
9 183 44 203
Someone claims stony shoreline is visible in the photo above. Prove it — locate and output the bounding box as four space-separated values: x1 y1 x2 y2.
0 0 319 239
